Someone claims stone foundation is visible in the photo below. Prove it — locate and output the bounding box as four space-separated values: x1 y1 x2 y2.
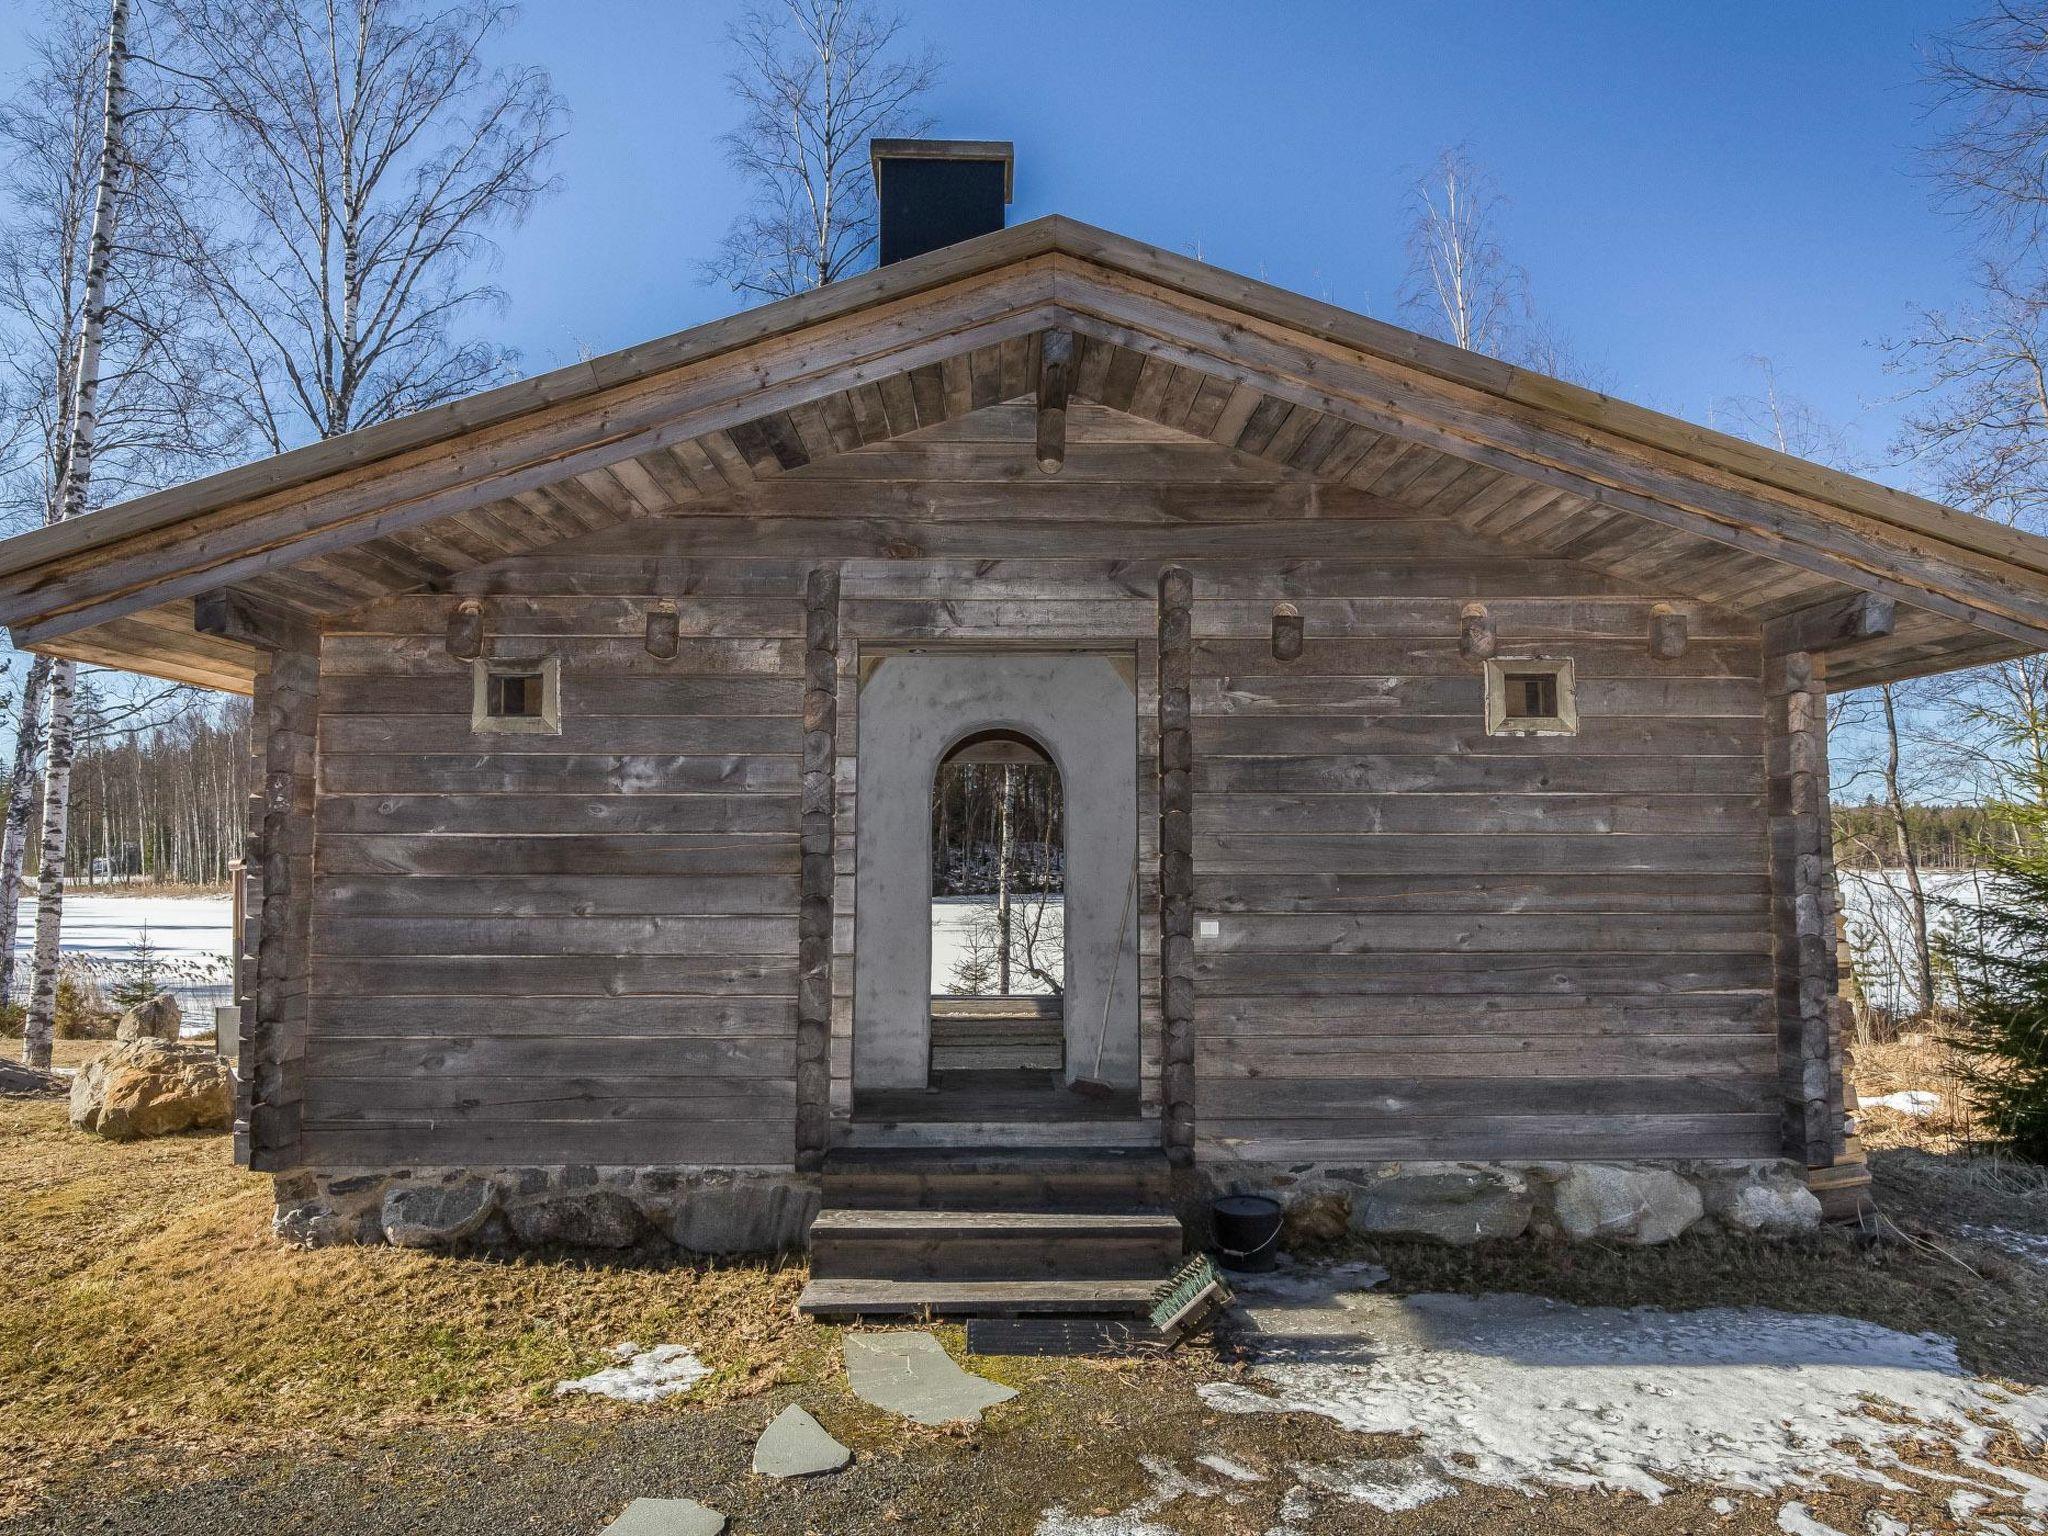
272 1166 820 1255
1191 1159 1823 1249
274 1157 1821 1255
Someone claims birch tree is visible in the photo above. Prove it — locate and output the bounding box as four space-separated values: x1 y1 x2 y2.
0 2 233 1057
21 0 129 1070
1399 146 1526 356
153 0 564 450
703 0 938 302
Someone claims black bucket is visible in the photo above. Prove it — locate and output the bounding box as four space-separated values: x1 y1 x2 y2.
1210 1194 1284 1272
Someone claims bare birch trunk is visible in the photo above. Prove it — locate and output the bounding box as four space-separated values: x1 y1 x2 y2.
23 0 128 1070
1879 683 1936 1019
3 655 51 1040
996 763 1014 995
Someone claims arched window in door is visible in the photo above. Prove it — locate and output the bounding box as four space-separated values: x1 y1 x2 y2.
929 729 1065 999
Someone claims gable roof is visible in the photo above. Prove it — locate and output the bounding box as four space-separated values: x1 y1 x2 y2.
1 213 2044 693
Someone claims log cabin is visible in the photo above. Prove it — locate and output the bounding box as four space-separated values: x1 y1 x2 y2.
3 140 2045 1313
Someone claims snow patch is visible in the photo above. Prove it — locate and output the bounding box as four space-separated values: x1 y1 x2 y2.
1866 1091 1942 1118
553 1342 710 1404
1201 1277 2048 1509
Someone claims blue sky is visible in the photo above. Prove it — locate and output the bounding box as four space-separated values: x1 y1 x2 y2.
454 0 1976 478
0 0 1987 484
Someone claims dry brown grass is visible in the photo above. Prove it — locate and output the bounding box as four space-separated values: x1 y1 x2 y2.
0 1098 828 1516
2 1037 112 1072
1853 1031 1985 1152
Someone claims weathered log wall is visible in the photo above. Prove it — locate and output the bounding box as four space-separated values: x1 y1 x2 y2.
293 402 1782 1171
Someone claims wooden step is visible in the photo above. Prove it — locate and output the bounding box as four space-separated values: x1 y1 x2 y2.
821 1146 1173 1212
810 1207 1183 1281
797 1276 1161 1320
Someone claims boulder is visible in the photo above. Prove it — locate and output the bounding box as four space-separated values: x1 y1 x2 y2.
68 1039 232 1140
1553 1165 1702 1245
0 1059 64 1097
671 1176 819 1255
1350 1167 1532 1245
1704 1169 1823 1235
114 993 184 1043
508 1189 643 1248
381 1178 496 1248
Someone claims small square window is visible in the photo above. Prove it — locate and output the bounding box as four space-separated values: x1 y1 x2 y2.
488 670 545 719
472 655 560 735
1484 657 1576 736
1503 670 1558 720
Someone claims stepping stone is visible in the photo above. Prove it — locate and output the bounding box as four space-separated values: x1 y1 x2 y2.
843 1331 1017 1425
598 1497 725 1536
753 1403 850 1477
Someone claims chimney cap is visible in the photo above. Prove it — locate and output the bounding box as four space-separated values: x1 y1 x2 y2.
870 138 1014 202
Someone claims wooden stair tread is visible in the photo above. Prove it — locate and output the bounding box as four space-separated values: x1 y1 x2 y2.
797 1277 1161 1318
811 1208 1178 1234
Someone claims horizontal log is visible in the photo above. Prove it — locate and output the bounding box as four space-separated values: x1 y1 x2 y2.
1196 1073 1775 1117
1194 832 1770 875
1190 673 1763 718
316 953 797 996
316 794 797 836
331 595 806 638
319 714 799 755
1195 994 1773 1035
308 995 796 1037
1197 911 1768 955
305 1075 798 1122
308 1033 795 1078
1193 753 1762 797
1196 1033 1774 1078
1198 871 1770 915
320 636 804 676
316 914 797 958
319 753 799 796
1194 1113 1780 1162
1193 951 1772 994
1189 636 1761 678
317 833 799 877
316 873 798 919
1195 715 1763 757
1193 792 1762 838
319 674 804 716
301 1119 796 1168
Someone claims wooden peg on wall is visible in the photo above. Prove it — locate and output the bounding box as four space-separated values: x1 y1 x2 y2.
1458 601 1497 661
1036 330 1075 475
445 598 483 660
1648 602 1689 660
645 599 680 660
1271 602 1303 661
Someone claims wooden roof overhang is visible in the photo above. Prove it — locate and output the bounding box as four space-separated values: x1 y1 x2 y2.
1 213 2045 693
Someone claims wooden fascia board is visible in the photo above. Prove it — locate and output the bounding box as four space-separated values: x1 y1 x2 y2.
1044 218 2048 583
1043 265 2048 650
4 210 2044 600
0 222 1072 582
1 271 1062 646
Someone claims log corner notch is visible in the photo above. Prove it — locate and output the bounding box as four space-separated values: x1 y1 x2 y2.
1156 565 1195 1165
201 589 318 1174
1761 592 1895 1172
795 565 840 1170
1036 329 1075 475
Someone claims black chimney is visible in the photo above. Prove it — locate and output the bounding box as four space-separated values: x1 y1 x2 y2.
870 139 1014 265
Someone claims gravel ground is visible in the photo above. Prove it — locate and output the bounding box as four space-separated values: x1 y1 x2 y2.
1 1376 1834 1536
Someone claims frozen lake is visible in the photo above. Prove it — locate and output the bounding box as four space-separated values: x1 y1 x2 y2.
8 894 234 1029
930 893 1064 995
1836 866 1998 1018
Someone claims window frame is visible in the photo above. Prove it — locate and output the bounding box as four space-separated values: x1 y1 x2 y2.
471 653 562 735
1484 655 1578 737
